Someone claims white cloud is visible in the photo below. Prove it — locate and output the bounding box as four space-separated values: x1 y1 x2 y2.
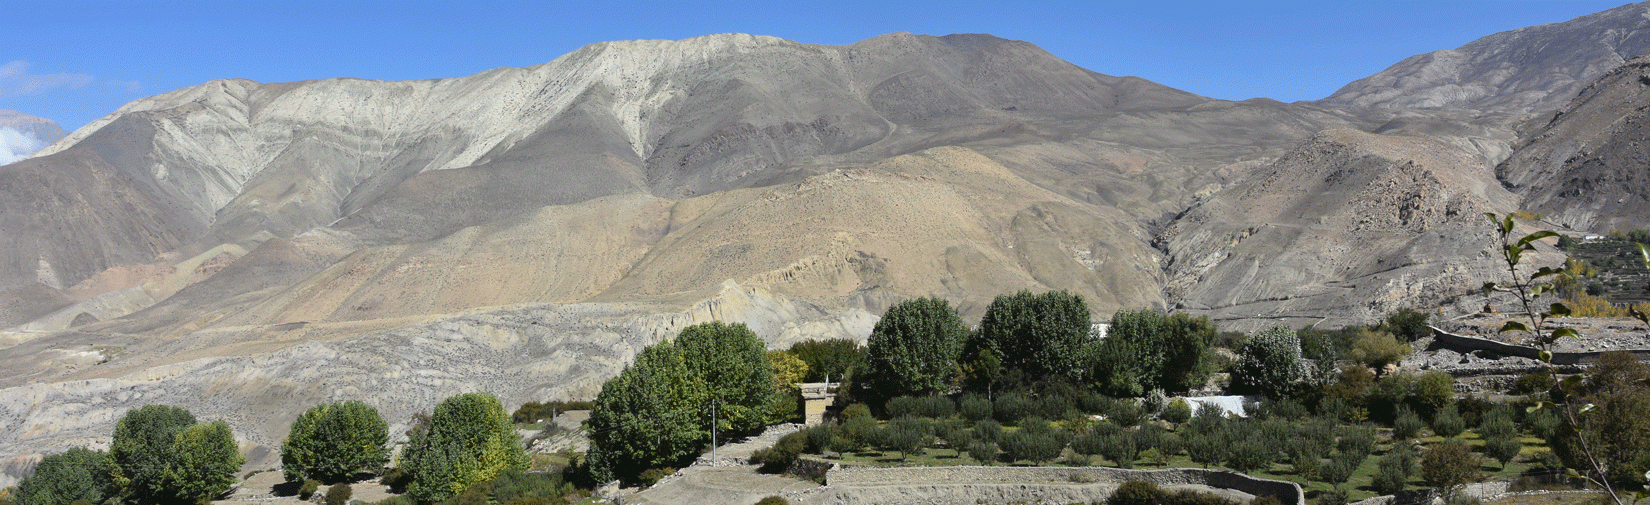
0 127 48 165
0 60 95 98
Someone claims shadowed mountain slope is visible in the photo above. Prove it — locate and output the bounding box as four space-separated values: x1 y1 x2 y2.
1495 55 1650 232
1321 1 1650 113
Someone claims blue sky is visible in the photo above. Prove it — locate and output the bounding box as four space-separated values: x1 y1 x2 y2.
0 0 1635 131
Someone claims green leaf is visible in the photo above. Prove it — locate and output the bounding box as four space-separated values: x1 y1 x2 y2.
1531 266 1566 279
1486 213 1511 234
1579 403 1596 414
1499 321 1530 334
1551 328 1578 340
1549 303 1571 317
1526 401 1554 413
1516 231 1560 250
1539 350 1552 362
1639 242 1649 269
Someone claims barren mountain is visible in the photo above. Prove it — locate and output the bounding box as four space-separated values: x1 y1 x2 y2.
0 15 1644 487
1495 55 1650 232
1321 1 1650 113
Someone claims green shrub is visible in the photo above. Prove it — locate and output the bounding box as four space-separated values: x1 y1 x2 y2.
1336 425 1376 461
755 497 789 505
490 471 572 504
1522 406 1560 438
1393 405 1424 439
993 392 1035 425
1224 437 1273 473
1108 400 1145 427
1384 308 1431 342
804 424 834 454
999 431 1062 464
299 479 320 500
974 419 1002 443
1186 430 1228 469
753 431 808 472
1162 398 1192 424
958 394 992 422
968 441 999 465
324 483 351 505
637 467 672 486
1432 404 1465 438
1097 433 1139 469
841 403 871 420
1421 442 1482 498
1513 369 1555 394
1108 480 1164 505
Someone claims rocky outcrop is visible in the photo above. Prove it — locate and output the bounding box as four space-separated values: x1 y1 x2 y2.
1320 1 1650 113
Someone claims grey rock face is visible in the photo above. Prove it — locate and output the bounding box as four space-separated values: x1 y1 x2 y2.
1321 1 1650 113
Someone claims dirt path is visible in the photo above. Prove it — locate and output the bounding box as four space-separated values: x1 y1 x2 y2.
621 424 821 505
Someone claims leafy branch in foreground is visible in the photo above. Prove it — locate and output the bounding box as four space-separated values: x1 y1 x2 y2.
1485 213 1639 505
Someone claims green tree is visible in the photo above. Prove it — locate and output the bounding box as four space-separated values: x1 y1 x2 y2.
1350 329 1410 376
787 338 867 383
1231 327 1315 398
282 400 390 483
1383 308 1432 342
1159 312 1221 392
401 393 529 502
867 297 968 398
1431 404 1465 438
14 447 117 505
1421 441 1482 500
109 404 198 504
585 341 704 484
972 290 1092 384
161 421 244 504
677 321 775 435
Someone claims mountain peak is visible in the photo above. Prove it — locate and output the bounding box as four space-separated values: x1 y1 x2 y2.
1321 1 1650 113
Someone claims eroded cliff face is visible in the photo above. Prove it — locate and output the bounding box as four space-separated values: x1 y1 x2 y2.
1158 129 1521 330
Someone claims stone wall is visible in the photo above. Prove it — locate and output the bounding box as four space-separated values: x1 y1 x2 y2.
1429 326 1650 366
821 465 1305 505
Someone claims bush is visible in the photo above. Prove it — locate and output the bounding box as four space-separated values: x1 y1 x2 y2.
755 497 789 505
993 392 1035 425
1000 431 1062 464
1336 425 1376 461
1372 460 1409 495
299 479 321 500
1224 437 1273 473
1393 405 1424 439
1513 369 1555 395
324 483 351 505
1108 400 1145 427
1522 406 1560 439
1414 372 1455 415
1421 442 1482 497
1162 398 1192 424
804 424 834 454
282 400 390 483
1186 431 1228 469
491 471 572 504
1483 435 1521 469
637 467 672 486
753 431 807 472
1097 433 1139 469
841 402 871 420
1432 404 1465 438
974 419 1002 443
958 394 993 422
1384 308 1431 342
968 441 999 465
1108 480 1164 505
840 415 877 450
